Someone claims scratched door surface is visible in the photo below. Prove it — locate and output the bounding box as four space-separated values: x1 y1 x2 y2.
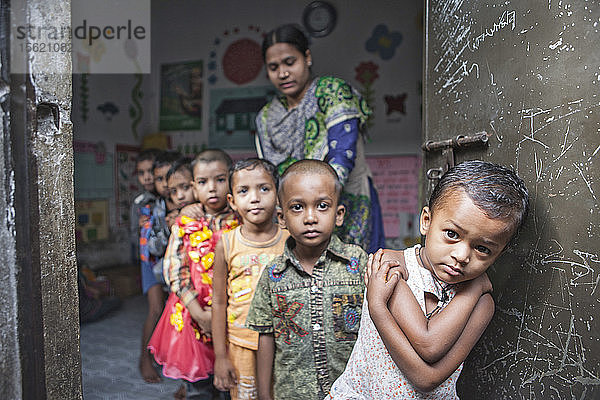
424 1 599 398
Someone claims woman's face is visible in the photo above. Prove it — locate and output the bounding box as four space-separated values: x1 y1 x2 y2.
265 42 312 108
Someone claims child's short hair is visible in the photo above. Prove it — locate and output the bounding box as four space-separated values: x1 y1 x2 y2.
166 157 193 182
278 160 342 203
191 149 233 171
429 160 529 237
229 158 279 192
153 150 182 171
136 148 161 166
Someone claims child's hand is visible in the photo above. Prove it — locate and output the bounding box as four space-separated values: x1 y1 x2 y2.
459 272 493 296
214 357 238 391
189 306 212 335
180 203 205 219
364 248 408 286
366 249 404 308
474 272 493 295
165 209 179 228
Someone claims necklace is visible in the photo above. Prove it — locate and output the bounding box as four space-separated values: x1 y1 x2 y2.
419 246 452 319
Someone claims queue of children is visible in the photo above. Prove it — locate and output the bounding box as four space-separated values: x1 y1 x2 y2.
129 141 528 400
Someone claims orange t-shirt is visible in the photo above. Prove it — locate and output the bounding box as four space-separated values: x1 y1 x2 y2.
221 226 288 350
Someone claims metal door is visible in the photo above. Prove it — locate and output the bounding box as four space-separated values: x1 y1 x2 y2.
424 1 599 398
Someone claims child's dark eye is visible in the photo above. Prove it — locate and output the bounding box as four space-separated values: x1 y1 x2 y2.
445 230 458 239
238 188 248 194
260 186 271 193
196 179 206 185
182 184 190 191
290 204 303 211
218 178 226 183
475 245 491 255
317 202 330 210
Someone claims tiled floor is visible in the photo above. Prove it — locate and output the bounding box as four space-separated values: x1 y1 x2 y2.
80 295 181 399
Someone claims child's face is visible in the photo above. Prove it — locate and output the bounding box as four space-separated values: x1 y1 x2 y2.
278 172 345 251
153 164 171 198
136 159 155 192
419 189 515 285
167 169 195 209
192 160 229 215
228 166 277 229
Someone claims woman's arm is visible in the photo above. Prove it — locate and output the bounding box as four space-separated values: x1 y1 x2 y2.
372 249 489 363
326 118 359 186
211 240 238 391
256 333 275 400
372 292 495 392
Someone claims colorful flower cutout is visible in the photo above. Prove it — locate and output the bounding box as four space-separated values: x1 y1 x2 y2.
365 24 403 60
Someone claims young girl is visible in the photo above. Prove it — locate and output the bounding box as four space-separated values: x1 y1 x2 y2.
148 150 238 399
211 158 289 400
329 160 529 399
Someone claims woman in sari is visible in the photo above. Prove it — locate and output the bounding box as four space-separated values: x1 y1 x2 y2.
255 24 384 252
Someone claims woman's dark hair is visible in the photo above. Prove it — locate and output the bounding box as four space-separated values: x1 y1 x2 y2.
429 160 529 238
261 24 309 61
166 157 193 182
229 158 279 192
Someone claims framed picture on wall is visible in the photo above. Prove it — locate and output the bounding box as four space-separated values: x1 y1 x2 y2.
159 60 203 130
208 86 275 149
115 144 141 227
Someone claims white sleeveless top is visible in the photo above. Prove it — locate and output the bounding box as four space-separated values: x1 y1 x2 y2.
328 245 461 399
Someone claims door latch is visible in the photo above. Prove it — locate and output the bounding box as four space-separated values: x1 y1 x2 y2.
422 132 489 180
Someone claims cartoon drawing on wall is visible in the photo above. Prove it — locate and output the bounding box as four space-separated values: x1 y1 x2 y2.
97 102 119 121
209 86 275 149
160 60 203 130
129 74 143 138
80 73 89 122
384 93 407 118
207 25 265 86
355 61 379 127
365 24 403 60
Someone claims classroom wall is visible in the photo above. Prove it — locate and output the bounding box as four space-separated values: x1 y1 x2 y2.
72 0 423 254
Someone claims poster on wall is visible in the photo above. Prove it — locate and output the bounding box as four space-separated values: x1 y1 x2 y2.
209 86 275 149
115 144 141 227
75 199 109 242
159 60 203 130
73 140 114 200
366 155 421 238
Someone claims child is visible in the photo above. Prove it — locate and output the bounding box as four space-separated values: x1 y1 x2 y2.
212 158 290 400
328 160 529 399
139 150 180 383
130 148 160 268
245 159 368 400
149 150 238 400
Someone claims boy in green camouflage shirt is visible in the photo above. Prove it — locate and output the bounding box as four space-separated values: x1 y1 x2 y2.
246 160 367 400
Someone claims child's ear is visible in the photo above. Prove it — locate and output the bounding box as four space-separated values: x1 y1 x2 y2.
335 204 346 227
227 193 236 211
277 207 286 229
420 206 432 236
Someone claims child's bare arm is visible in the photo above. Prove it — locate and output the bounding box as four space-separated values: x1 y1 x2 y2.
187 299 211 334
370 249 489 363
371 292 494 392
256 333 275 400
211 240 238 391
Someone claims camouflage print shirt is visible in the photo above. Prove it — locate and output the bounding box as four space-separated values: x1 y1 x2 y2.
246 234 367 400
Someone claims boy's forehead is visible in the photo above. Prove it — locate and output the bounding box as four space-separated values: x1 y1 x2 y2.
137 159 153 170
193 160 228 174
168 169 191 183
281 172 336 199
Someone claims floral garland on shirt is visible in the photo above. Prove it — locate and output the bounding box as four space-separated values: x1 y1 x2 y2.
169 215 238 342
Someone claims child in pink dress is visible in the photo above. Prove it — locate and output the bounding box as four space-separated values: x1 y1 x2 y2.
329 161 529 399
148 151 238 399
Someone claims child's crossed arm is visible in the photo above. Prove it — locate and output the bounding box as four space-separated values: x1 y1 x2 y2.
366 249 494 391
